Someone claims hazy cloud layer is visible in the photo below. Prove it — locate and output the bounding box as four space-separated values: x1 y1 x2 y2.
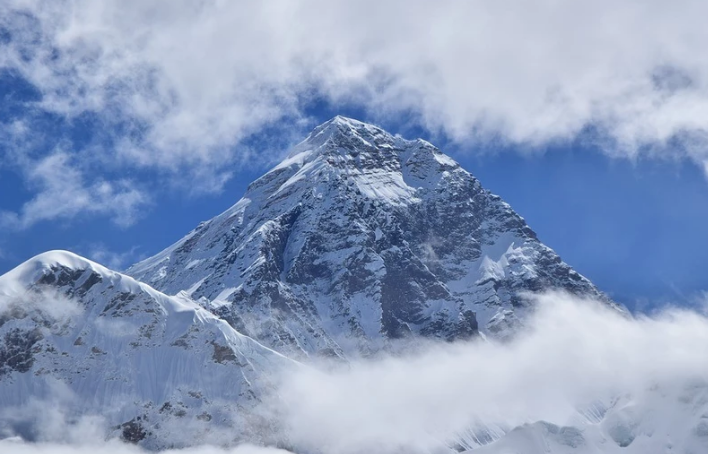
2 0 708 226
276 293 708 452
2 292 708 453
0 440 290 454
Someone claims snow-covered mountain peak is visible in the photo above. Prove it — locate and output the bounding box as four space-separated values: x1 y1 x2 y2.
128 116 617 358
0 250 121 308
253 117 466 215
0 116 642 451
285 116 456 177
294 115 397 153
1 250 107 283
1 250 156 309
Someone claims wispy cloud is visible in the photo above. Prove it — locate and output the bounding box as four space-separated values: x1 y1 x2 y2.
0 152 148 230
81 243 143 271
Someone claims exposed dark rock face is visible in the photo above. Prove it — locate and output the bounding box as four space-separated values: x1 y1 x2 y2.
0 328 43 376
212 341 238 364
121 417 149 444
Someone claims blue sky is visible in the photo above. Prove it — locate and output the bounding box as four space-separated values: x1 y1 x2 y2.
1 1 708 311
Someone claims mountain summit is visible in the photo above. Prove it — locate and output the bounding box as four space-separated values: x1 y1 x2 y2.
128 116 613 358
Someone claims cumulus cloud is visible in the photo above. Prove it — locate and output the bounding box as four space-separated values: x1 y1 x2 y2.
2 1 708 153
2 0 708 229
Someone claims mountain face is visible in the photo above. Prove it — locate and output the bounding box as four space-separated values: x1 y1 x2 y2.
128 116 616 359
0 251 294 448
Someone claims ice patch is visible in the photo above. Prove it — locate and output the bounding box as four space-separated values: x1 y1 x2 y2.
211 287 238 309
434 152 458 167
185 259 203 270
353 173 417 206
184 277 207 297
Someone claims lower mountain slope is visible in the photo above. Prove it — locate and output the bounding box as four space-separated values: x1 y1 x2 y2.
0 250 295 449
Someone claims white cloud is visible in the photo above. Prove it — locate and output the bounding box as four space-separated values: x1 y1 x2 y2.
3 1 708 152
0 152 148 229
0 271 82 322
2 0 708 222
81 243 142 271
0 440 288 454
274 292 708 453
2 292 708 453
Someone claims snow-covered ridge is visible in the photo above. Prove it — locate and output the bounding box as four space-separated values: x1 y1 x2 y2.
3 250 156 301
0 250 295 448
1 250 114 287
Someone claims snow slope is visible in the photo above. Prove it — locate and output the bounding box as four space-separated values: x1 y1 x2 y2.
0 250 295 448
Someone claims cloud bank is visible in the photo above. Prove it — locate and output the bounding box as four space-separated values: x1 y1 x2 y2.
0 440 290 454
275 293 708 453
2 0 708 226
2 292 708 453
